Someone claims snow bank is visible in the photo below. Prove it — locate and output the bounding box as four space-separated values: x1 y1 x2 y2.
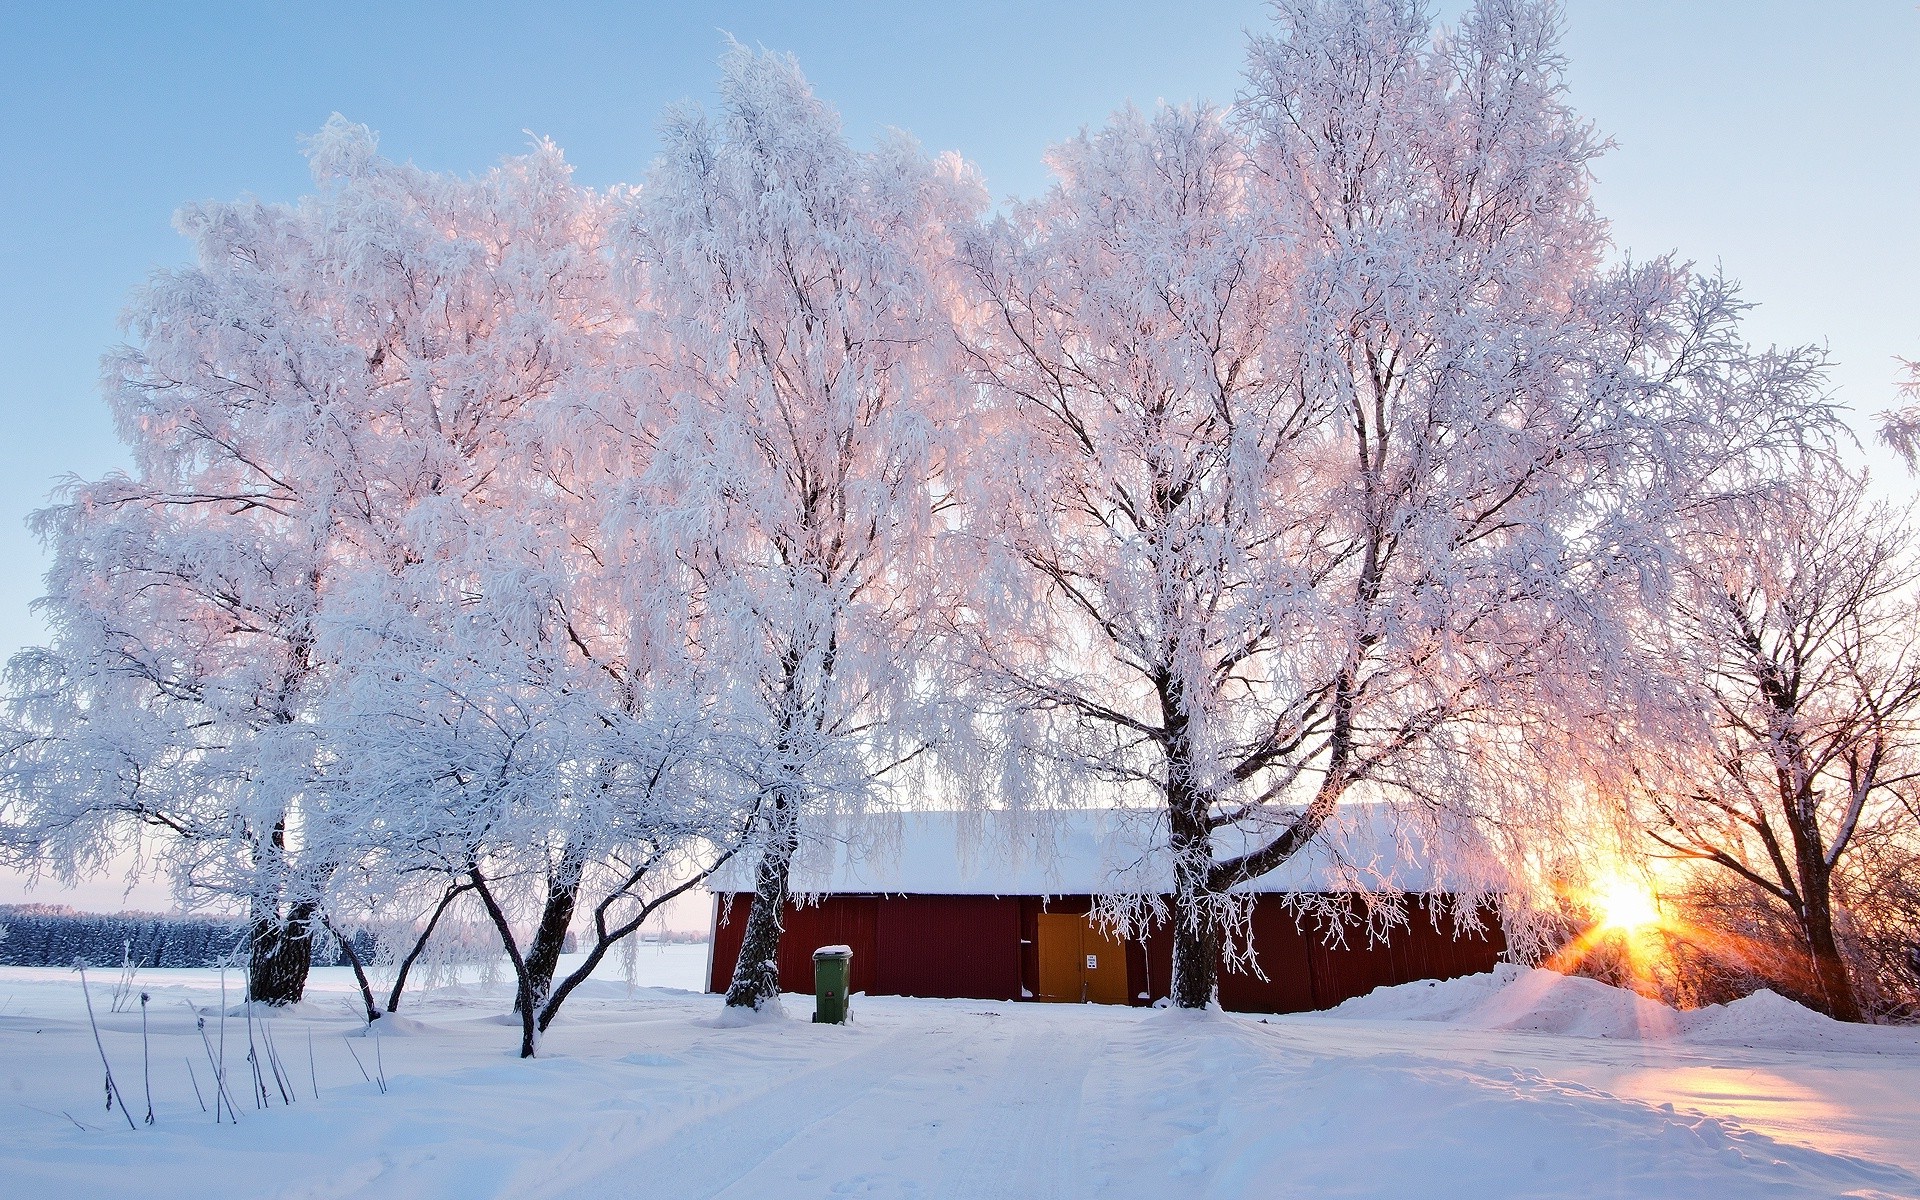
216 997 348 1022
354 1013 437 1037
713 992 788 1026
2 961 1916 1199
1685 987 1920 1053
1326 964 1920 1053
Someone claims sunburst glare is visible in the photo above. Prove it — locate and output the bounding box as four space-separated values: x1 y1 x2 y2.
1592 875 1661 933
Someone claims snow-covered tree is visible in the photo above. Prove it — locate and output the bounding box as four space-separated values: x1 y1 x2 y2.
956 101 1316 1006
0 117 621 1008
1881 355 1920 470
288 118 750 1054
2 151 365 1004
1626 470 1920 1021
500 282 756 1043
324 465 745 1055
635 44 984 1011
958 0 1842 1008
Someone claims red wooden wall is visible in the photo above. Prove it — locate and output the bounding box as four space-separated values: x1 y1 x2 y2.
707 893 1021 1001
709 892 1505 1012
875 895 1021 999
709 893 881 997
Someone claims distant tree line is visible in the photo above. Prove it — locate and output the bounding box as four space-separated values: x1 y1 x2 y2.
0 904 379 970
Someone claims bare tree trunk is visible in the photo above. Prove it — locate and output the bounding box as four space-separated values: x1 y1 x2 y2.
386 883 469 1013
247 900 315 1007
468 867 539 1059
247 815 315 1006
724 794 798 1011
1167 782 1219 1009
1157 666 1221 1010
540 851 733 1033
1168 901 1221 1009
516 848 584 1020
321 913 380 1024
1799 867 1864 1022
1781 760 1866 1022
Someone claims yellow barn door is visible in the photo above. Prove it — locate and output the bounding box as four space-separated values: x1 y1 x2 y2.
1035 913 1130 1004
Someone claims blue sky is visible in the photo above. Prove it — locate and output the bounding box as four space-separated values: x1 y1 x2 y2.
1 1 1916 906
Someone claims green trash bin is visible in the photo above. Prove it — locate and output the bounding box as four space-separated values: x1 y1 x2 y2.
812 945 853 1024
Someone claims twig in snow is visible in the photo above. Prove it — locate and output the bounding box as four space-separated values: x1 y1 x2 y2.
307 1026 319 1100
109 941 139 1014
75 965 136 1131
185 1056 207 1113
342 1035 372 1084
372 1020 386 1094
261 1020 292 1104
139 992 154 1124
190 1012 238 1123
21 1104 96 1132
243 993 266 1108
217 963 229 1121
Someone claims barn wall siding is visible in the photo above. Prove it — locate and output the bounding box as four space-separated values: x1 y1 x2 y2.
874 895 1021 1000
708 892 1507 1011
707 894 881 997
1218 902 1318 1013
708 893 746 994
1295 897 1508 1010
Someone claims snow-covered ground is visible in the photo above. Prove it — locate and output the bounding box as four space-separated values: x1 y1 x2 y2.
3 951 1916 1199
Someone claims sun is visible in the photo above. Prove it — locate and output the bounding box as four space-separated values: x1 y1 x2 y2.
1592 875 1661 933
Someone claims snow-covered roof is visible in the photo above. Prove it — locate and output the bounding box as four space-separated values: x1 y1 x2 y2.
710 806 1487 897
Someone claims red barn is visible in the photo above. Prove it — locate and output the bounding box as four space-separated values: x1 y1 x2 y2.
706 810 1506 1011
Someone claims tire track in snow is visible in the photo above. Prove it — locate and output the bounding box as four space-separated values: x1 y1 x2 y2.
693 1008 1106 1199
934 1013 1102 1200
521 1024 956 1200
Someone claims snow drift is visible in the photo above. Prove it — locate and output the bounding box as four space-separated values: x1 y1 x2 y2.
1328 963 1920 1053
